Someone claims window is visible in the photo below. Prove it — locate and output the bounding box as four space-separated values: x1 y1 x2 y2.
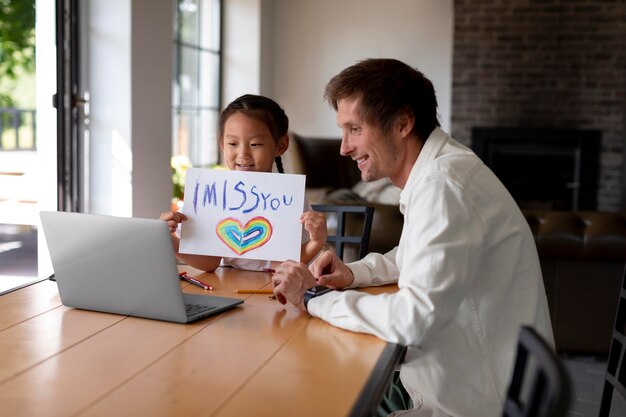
172 0 221 168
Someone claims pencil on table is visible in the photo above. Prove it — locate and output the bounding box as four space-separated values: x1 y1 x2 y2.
179 272 213 290
233 289 274 294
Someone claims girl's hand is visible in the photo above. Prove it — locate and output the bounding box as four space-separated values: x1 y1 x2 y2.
159 211 188 234
301 210 327 243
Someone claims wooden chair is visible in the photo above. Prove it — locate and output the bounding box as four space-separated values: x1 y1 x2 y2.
311 204 374 262
503 326 571 417
598 264 626 417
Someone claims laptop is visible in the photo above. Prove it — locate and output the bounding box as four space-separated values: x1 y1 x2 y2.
39 211 243 323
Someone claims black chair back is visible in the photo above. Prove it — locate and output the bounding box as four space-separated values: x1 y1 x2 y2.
503 326 571 417
599 264 626 417
311 204 374 262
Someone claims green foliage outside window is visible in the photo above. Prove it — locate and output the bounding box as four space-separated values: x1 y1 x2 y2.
171 154 192 201
0 0 36 107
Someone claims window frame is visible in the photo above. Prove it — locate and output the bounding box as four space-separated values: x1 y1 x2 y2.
172 0 222 168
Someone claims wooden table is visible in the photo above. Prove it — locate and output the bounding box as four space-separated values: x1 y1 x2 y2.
0 267 405 417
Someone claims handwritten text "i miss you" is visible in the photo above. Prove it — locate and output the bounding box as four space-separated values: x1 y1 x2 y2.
191 179 295 215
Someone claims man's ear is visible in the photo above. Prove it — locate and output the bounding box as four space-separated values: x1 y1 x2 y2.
275 134 289 156
396 112 415 138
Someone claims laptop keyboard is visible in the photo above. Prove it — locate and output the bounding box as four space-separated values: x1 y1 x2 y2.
185 303 216 317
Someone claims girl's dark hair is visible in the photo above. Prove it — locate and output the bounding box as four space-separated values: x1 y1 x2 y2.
324 58 440 142
219 94 289 173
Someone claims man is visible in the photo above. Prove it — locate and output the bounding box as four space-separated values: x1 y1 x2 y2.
272 58 553 417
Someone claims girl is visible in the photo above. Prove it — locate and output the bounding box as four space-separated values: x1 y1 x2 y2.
160 94 327 272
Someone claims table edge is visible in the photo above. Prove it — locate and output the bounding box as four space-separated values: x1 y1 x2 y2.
348 342 407 417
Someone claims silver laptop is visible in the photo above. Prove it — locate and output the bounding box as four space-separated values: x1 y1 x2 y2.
39 211 243 323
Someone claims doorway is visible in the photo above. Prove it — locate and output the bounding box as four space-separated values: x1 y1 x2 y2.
0 0 57 292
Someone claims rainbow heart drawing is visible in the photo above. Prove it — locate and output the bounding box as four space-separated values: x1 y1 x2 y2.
215 216 273 255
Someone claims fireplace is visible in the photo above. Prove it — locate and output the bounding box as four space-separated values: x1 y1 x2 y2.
471 127 601 211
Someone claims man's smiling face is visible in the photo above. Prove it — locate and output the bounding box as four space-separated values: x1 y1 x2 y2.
336 97 402 184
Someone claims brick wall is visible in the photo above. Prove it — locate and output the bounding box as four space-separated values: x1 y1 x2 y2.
451 0 626 211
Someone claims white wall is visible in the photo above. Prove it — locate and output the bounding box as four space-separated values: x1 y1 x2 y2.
86 0 132 216
223 0 262 105
85 0 172 218
260 0 453 137
130 0 173 218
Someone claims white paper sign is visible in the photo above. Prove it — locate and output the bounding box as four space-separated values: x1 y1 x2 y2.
179 168 306 262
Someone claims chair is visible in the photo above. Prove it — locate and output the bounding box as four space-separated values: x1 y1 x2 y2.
599 264 626 417
503 326 571 417
311 204 374 262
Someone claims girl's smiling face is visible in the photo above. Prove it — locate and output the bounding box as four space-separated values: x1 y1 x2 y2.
220 111 288 172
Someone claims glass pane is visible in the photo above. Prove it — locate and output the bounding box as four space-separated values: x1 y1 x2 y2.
172 110 194 157
178 0 199 45
179 45 198 106
186 111 199 165
174 110 218 168
19 111 35 149
199 0 220 51
199 50 219 108
196 110 218 167
172 0 179 40
1 112 17 150
172 66 180 106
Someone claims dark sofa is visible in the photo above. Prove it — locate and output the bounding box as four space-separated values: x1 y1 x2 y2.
524 210 626 354
285 132 626 354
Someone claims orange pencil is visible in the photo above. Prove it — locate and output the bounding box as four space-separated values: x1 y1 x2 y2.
233 289 274 294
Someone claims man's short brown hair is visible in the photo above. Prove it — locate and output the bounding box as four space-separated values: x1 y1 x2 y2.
324 58 440 141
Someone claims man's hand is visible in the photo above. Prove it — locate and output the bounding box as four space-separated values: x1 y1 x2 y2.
272 261 317 310
309 250 354 289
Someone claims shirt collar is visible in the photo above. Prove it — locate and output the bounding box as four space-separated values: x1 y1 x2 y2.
398 127 449 214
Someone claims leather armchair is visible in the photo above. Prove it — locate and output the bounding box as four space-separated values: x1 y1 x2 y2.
524 210 626 354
